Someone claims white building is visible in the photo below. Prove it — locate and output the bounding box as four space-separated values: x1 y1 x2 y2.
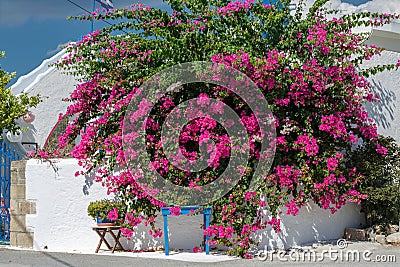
8 20 400 252
364 20 400 141
11 49 77 151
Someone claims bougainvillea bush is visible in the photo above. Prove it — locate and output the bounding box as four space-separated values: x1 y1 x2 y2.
49 0 400 257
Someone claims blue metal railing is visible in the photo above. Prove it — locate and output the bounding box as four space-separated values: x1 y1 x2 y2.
0 138 21 243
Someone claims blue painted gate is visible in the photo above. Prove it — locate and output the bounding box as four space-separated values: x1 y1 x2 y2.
0 139 20 243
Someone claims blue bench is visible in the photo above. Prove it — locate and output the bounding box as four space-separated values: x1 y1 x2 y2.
161 206 212 255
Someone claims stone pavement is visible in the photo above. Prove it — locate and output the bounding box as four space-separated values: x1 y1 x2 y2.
1 239 399 267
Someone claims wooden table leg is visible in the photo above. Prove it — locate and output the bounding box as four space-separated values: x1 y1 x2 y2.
94 229 112 252
109 229 124 253
95 229 106 253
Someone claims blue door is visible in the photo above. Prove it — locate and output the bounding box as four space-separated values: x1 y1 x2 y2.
0 139 20 243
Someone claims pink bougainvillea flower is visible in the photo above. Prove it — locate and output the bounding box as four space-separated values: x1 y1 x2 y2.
376 143 387 156
121 227 134 237
169 206 181 216
107 208 118 221
192 246 202 253
326 157 338 171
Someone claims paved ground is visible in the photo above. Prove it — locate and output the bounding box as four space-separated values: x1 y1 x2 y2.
1 240 399 267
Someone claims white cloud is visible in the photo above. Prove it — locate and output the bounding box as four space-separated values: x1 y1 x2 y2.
293 0 400 15
327 0 400 14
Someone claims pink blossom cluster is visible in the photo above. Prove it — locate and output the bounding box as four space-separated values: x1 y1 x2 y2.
269 165 302 190
168 206 181 216
204 224 234 240
216 0 254 17
294 134 319 156
107 208 118 220
319 115 347 138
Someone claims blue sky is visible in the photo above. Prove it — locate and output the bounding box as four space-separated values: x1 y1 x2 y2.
0 0 394 85
0 0 167 84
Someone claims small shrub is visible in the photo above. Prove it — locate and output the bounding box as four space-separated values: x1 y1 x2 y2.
350 136 400 228
87 199 126 222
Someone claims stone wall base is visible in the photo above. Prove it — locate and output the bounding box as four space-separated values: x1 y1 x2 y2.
10 160 36 248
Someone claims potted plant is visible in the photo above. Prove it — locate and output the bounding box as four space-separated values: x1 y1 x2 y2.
87 199 125 226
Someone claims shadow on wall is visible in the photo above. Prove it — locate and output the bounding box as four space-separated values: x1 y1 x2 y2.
253 202 365 250
18 119 38 147
119 219 164 251
365 79 396 130
109 202 365 252
116 213 205 252
83 171 96 196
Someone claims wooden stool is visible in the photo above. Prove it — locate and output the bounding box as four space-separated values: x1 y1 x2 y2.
92 226 124 253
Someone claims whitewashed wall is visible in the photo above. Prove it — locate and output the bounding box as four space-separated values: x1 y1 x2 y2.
256 202 364 250
363 50 400 142
23 159 364 253
25 158 111 253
